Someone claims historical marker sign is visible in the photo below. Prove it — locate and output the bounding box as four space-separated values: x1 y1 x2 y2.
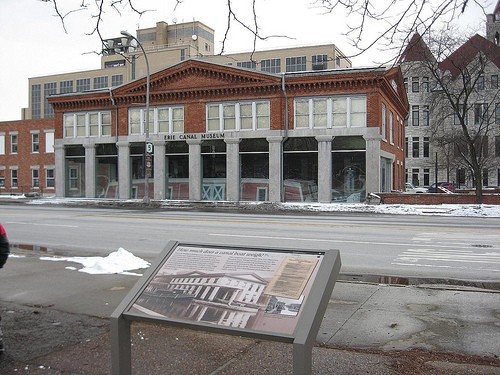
111 242 341 375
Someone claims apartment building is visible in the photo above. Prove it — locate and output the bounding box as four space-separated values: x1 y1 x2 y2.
400 2 500 189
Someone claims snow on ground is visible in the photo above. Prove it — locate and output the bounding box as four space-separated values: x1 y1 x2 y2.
2 194 499 217
40 247 150 276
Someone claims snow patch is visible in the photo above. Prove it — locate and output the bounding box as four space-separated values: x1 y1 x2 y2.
40 248 150 275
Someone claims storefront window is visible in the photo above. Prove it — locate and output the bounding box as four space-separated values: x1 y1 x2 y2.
130 143 153 199
96 144 118 198
283 137 318 202
240 139 269 201
201 140 226 201
166 142 189 200
65 145 85 197
332 136 366 202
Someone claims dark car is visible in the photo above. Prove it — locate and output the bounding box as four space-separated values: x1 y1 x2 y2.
428 182 457 193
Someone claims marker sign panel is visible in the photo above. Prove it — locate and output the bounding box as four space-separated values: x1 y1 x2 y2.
125 243 326 338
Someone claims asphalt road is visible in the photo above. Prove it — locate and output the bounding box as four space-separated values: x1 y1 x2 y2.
1 203 500 282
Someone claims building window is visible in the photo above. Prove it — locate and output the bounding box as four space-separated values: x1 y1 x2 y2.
312 54 328 70
381 104 387 139
32 168 40 188
44 82 57 118
10 134 18 154
412 105 419 126
477 75 485 90
45 131 54 153
93 76 108 89
0 169 4 188
454 105 468 125
474 103 488 125
482 168 489 186
76 78 91 92
11 168 18 188
423 105 429 126
421 77 429 92
260 58 281 73
31 132 40 153
237 61 257 70
0 134 4 155
389 111 394 144
294 96 366 129
64 111 112 138
207 101 270 132
405 137 409 158
403 78 408 92
411 77 419 92
411 168 419 186
60 80 73 94
423 137 430 157
111 75 123 87
496 103 500 125
69 167 78 190
31 84 41 119
129 106 184 135
104 60 125 68
491 75 499 89
404 114 408 127
423 168 430 186
46 168 55 188
285 56 306 72
412 137 419 158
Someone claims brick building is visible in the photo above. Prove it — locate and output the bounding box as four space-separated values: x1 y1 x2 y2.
47 59 408 202
0 120 54 195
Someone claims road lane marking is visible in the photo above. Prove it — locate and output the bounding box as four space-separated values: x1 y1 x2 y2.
7 221 78 228
208 233 498 250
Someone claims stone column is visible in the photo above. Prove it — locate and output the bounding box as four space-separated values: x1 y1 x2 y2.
116 140 130 199
267 136 284 202
153 140 166 200
364 135 381 195
316 135 334 203
187 139 202 201
54 142 65 198
225 138 241 202
84 142 96 198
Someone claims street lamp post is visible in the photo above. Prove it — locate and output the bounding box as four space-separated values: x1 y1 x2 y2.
121 31 151 204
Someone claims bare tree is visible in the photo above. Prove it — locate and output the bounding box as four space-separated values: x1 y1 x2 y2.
40 0 489 61
402 28 499 202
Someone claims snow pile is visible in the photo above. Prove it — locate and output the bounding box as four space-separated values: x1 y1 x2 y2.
41 247 150 275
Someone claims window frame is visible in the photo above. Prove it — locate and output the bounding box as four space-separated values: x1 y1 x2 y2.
64 111 113 138
129 106 184 135
293 96 367 129
206 100 270 132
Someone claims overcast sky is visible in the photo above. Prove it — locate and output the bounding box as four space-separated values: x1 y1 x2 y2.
0 0 489 122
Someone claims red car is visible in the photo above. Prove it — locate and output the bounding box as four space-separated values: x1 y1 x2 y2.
428 182 457 193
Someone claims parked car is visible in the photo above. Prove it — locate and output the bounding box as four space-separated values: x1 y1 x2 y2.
404 183 428 193
428 182 457 193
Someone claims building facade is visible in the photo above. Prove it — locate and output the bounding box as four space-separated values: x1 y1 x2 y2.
48 60 407 203
400 3 500 189
0 119 54 195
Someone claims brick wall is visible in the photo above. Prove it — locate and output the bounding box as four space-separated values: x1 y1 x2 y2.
377 192 500 205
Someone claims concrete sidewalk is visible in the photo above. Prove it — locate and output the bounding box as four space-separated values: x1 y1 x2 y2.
0 249 499 374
